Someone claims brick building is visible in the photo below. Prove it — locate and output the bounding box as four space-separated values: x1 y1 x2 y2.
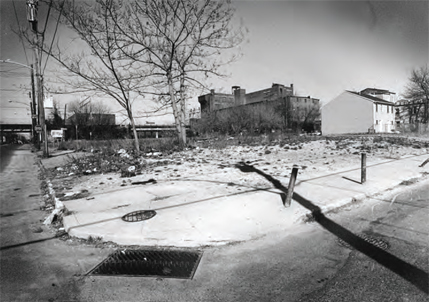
197 83 320 132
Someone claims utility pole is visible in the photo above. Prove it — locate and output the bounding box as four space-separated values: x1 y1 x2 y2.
27 0 48 157
30 63 39 147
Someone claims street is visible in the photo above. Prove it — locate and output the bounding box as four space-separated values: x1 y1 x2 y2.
0 144 428 301
0 145 112 302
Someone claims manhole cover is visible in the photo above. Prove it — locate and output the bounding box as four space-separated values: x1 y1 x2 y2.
337 233 390 250
87 249 203 279
122 210 157 222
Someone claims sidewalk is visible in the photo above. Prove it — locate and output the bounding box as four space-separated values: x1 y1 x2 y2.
54 153 429 247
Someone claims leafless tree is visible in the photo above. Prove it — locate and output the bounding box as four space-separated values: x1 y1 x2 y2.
115 0 245 146
402 66 429 125
67 99 113 126
20 0 152 152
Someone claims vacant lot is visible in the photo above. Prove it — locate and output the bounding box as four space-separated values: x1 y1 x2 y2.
41 135 429 204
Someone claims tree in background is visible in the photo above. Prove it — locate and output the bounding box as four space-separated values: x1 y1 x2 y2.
401 66 429 127
67 98 114 139
276 98 321 133
20 0 149 152
116 0 245 146
46 100 63 130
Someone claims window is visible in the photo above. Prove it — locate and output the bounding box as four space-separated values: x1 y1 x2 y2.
387 106 389 113
376 104 378 112
376 120 378 125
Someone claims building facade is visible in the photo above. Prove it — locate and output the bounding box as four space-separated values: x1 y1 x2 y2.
198 83 295 115
197 83 320 132
322 89 396 135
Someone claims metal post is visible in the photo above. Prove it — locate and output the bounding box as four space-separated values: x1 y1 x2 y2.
284 166 299 207
361 153 367 184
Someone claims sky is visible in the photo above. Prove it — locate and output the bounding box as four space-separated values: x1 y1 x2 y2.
1 0 428 125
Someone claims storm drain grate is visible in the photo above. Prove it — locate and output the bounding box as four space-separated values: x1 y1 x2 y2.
337 233 390 250
122 210 157 222
87 249 203 279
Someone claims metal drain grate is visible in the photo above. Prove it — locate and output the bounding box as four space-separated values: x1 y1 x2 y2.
337 233 390 250
87 249 203 279
122 210 157 222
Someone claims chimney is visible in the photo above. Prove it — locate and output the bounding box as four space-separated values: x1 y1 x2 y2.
233 86 246 105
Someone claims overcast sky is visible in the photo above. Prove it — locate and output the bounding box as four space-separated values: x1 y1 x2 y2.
1 0 428 124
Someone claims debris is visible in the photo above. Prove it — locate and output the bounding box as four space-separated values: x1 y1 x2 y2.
132 179 157 185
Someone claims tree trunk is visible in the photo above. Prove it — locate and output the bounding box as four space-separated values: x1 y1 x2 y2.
179 74 187 145
167 72 185 147
126 104 140 153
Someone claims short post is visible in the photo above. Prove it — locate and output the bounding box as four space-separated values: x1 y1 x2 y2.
361 153 366 184
284 165 299 207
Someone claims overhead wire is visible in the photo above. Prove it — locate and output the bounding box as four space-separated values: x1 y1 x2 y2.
12 0 29 66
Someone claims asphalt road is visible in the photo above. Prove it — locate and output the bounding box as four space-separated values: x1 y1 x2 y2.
0 145 427 301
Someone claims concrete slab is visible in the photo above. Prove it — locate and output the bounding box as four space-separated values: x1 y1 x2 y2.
60 153 428 247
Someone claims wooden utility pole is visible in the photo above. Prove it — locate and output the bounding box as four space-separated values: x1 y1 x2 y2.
30 63 39 148
27 0 48 157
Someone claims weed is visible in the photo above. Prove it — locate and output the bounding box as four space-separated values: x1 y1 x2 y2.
87 236 103 245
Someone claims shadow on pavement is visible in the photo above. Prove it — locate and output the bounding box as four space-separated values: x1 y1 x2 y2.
0 236 57 251
234 161 429 294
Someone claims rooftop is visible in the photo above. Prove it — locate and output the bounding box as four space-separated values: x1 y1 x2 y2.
347 91 395 105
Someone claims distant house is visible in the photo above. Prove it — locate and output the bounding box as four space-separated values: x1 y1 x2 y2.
322 89 396 135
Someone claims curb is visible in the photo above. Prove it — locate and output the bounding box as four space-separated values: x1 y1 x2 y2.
300 173 428 223
36 159 65 225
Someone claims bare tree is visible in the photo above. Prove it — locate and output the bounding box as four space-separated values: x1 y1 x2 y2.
277 98 321 132
402 66 429 125
68 99 113 126
20 0 151 152
115 0 245 146
46 100 63 129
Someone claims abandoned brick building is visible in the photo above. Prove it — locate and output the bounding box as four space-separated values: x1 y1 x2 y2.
196 83 320 132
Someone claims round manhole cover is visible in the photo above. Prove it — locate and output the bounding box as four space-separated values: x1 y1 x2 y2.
122 210 157 222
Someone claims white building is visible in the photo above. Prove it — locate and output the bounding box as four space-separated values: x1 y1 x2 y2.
322 89 396 135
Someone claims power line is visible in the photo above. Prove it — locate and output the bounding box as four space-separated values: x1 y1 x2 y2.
12 0 29 66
